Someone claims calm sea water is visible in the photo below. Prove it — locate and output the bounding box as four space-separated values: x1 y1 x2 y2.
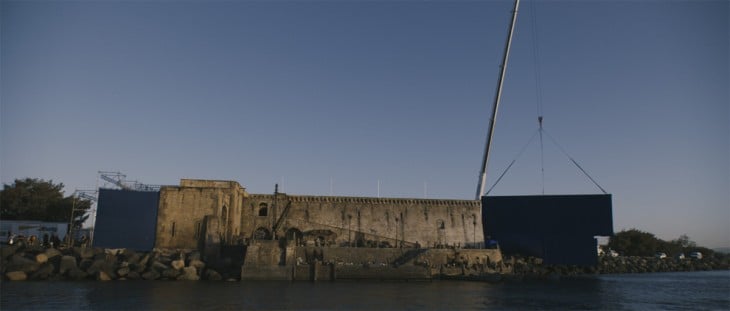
1 271 728 310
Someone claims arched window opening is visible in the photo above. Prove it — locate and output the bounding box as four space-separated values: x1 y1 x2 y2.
253 227 271 240
258 203 268 216
285 228 304 246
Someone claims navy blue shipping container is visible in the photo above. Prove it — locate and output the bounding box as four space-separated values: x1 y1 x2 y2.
93 189 160 251
482 194 613 265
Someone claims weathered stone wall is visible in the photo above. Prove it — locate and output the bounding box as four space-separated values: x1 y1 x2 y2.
245 194 484 249
155 179 483 253
155 179 247 249
334 265 430 280
240 244 502 281
240 241 293 280
319 247 403 265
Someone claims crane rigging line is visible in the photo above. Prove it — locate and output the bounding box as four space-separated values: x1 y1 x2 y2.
485 129 540 196
482 0 608 196
529 0 546 194
542 129 608 195
529 0 544 119
485 128 608 195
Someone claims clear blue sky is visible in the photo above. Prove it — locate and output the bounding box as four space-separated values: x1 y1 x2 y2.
1 0 727 248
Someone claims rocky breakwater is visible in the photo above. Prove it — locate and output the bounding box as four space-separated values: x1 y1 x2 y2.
598 255 729 274
507 255 730 279
1 245 232 281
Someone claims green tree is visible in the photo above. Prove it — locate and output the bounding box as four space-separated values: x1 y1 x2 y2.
672 234 697 248
0 178 91 228
610 230 715 258
608 229 662 257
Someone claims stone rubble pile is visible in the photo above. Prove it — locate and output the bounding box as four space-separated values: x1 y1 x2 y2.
597 255 729 274
1 245 228 281
506 255 730 279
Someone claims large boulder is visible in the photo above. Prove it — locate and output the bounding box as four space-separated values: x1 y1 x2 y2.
35 253 49 264
126 271 141 280
188 251 201 262
104 252 119 265
85 259 106 275
126 253 141 266
78 259 94 272
101 266 118 280
205 269 222 281
117 266 130 277
25 245 45 254
138 253 151 269
6 271 27 281
93 252 107 261
175 252 186 262
171 259 185 270
189 259 206 270
157 255 172 265
30 263 55 280
151 261 169 272
121 248 137 259
177 266 199 281
60 255 78 275
1 246 18 259
130 263 146 273
142 270 160 280
68 267 88 280
162 268 180 279
44 248 62 259
7 254 40 273
73 247 95 260
97 271 113 281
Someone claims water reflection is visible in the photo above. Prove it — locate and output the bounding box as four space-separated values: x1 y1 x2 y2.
2 271 728 310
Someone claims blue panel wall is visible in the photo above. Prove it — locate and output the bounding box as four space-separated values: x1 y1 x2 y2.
93 189 160 251
482 194 612 265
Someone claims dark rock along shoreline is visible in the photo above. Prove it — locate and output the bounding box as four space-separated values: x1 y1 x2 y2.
2 245 728 282
1 245 237 282
508 255 730 279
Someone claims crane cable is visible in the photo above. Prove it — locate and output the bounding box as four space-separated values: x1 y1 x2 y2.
528 0 607 195
529 0 546 194
542 130 608 194
486 0 608 196
485 129 540 196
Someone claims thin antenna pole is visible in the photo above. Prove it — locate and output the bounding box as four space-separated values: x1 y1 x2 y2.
476 0 521 200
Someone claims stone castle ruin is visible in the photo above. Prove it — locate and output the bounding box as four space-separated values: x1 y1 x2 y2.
155 179 484 251
94 179 500 280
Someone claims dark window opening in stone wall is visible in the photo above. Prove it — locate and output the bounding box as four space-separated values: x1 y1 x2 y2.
286 228 303 246
171 222 176 237
258 203 268 216
194 221 202 238
253 227 270 240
